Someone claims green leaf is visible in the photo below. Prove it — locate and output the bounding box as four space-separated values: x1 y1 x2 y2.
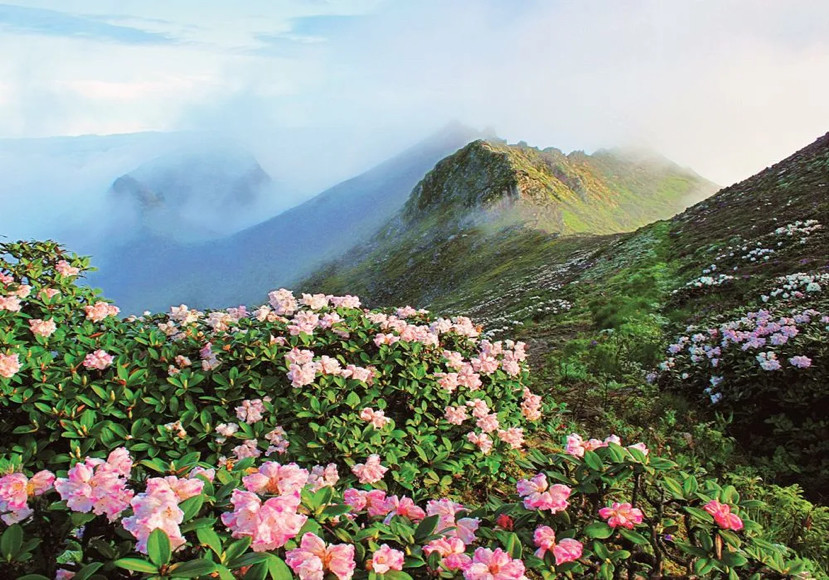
180 494 205 521
721 551 748 568
74 562 104 580
16 576 50 580
414 514 440 540
223 537 252 563
583 522 614 539
619 528 649 545
662 476 684 499
196 527 223 557
1 524 23 559
345 391 361 408
583 450 604 471
147 528 172 567
168 559 218 578
266 555 293 580
230 553 272 568
384 572 414 580
114 557 159 573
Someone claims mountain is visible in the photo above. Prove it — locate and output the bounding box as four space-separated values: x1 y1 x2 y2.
305 131 829 500
86 123 484 313
107 146 275 243
303 138 717 306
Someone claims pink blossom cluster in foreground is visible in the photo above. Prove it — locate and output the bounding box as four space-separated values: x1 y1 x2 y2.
0 438 749 577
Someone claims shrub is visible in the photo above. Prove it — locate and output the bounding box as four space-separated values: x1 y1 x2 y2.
0 241 821 578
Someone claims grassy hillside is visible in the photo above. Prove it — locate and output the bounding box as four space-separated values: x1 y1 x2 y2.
305 139 716 305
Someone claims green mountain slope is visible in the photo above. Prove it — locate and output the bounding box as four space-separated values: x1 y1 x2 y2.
304 138 716 306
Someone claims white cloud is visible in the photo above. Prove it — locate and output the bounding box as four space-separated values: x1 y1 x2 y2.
0 0 828 187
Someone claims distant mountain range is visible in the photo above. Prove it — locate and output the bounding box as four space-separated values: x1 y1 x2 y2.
86 124 485 312
108 146 275 243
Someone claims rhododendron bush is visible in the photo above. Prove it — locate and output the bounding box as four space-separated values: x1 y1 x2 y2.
657 300 828 497
0 241 818 578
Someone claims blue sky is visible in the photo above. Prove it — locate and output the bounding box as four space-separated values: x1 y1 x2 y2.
0 0 828 184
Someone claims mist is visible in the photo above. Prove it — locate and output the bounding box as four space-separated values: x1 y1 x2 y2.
1 0 828 248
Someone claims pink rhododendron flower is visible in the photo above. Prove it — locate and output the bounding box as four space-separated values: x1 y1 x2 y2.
236 398 267 424
454 517 481 544
343 488 368 512
307 464 339 491
533 526 582 564
318 355 342 376
301 293 330 310
0 353 21 378
464 547 525 580
84 301 120 323
232 439 262 460
703 500 744 531
285 347 315 365
330 294 361 309
517 473 571 512
369 544 405 574
599 502 644 529
55 260 79 277
0 470 55 524
457 364 482 390
533 525 556 558
215 422 239 441
476 413 500 433
426 499 466 531
360 407 391 429
467 399 490 419
268 288 298 315
55 570 75 580
221 489 307 551
243 462 309 496
351 454 388 484
189 466 215 482
553 538 583 566
0 295 21 312
287 362 319 388
435 372 460 392
288 311 320 336
444 405 468 425
374 332 400 346
471 353 499 375
384 495 426 522
342 364 374 383
789 355 812 368
82 349 114 370
424 537 470 571
497 427 525 449
565 433 585 457
265 426 290 456
286 532 356 580
520 388 542 420
443 350 465 370
122 478 193 553
28 318 56 338
467 432 493 455
55 449 133 522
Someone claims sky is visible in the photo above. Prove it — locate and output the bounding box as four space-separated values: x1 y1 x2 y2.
1 0 828 189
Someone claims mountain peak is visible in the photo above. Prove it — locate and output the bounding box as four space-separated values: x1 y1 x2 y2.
401 139 717 232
